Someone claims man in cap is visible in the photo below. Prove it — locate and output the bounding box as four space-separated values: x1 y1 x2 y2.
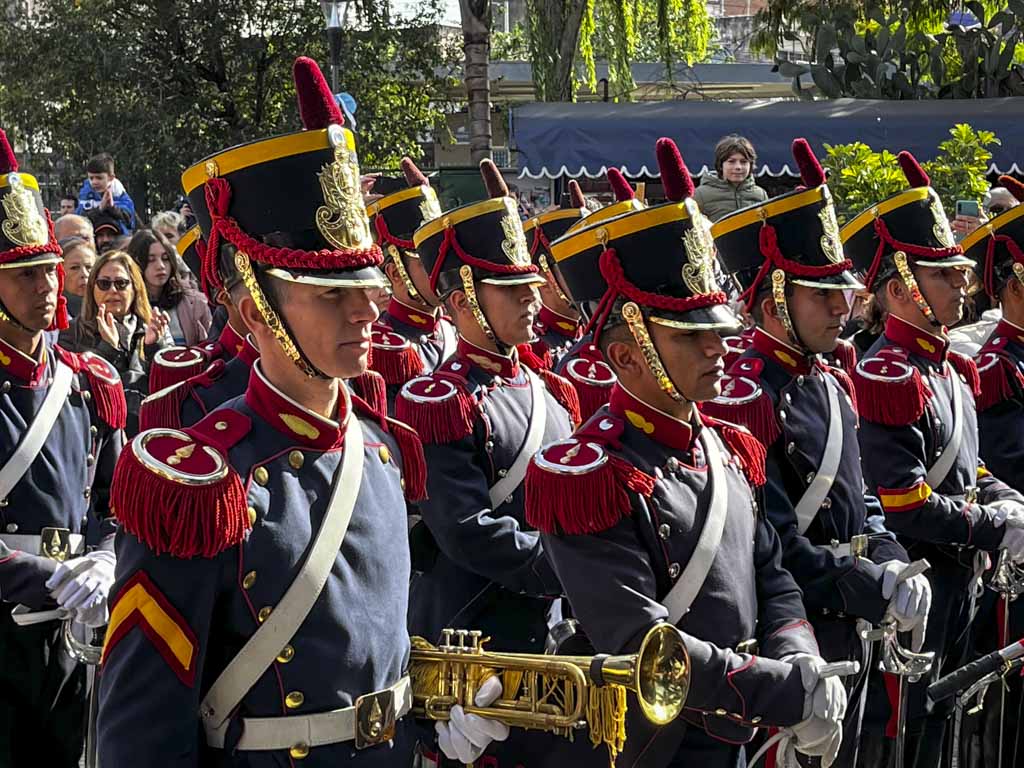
365 158 456 410
704 138 930 766
97 58 497 767
526 138 846 768
842 152 1024 768
0 129 126 767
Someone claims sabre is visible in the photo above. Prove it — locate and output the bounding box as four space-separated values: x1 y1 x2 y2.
988 549 1024 768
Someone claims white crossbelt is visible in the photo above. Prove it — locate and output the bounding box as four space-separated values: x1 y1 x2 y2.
438 320 457 363
663 427 728 623
228 676 412 751
202 406 365 748
489 368 546 510
0 358 74 501
0 533 84 556
794 375 843 535
925 362 963 490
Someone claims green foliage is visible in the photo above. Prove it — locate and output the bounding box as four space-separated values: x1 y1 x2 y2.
0 0 455 214
491 24 531 60
921 123 1000 212
824 123 1000 223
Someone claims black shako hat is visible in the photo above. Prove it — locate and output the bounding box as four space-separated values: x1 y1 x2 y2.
962 174 1024 298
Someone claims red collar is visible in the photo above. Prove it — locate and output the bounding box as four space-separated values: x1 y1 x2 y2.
752 328 813 376
537 304 580 340
609 383 698 451
219 323 247 360
387 297 439 333
456 336 519 379
237 335 259 368
993 318 1024 347
244 362 347 450
0 335 47 386
885 315 948 363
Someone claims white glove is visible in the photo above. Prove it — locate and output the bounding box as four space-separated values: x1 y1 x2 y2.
45 550 116 617
789 654 847 723
880 560 932 651
436 675 510 763
1001 526 1024 564
789 717 843 767
991 500 1024 529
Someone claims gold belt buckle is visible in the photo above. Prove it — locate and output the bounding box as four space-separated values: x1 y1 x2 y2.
736 638 758 655
39 527 71 562
850 534 869 559
354 687 397 750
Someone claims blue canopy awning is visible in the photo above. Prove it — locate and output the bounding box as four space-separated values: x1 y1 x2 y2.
512 98 1024 179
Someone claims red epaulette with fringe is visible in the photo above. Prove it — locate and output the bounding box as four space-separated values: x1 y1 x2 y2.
948 350 982 400
148 346 209 393
139 359 226 432
394 358 478 445
528 337 555 371
370 323 424 387
56 346 127 430
560 344 616 421
702 414 767 488
349 384 427 503
111 410 251 559
700 358 781 448
351 369 388 416
852 347 926 426
976 338 1024 412
822 363 859 416
831 338 859 374
526 414 655 536
519 344 581 426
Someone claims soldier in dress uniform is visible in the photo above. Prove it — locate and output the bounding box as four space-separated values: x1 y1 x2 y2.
521 180 588 370
703 139 930 767
526 138 847 768
97 57 497 768
841 152 1024 768
549 168 645 421
0 129 126 767
366 158 456 409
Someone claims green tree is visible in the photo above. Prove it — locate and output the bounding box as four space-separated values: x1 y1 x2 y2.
0 0 454 214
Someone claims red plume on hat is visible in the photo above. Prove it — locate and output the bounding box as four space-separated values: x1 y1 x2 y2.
792 138 826 188
480 159 509 198
568 180 586 208
607 168 635 201
998 174 1024 203
898 151 931 188
656 138 695 202
401 157 430 188
293 57 345 130
0 130 18 175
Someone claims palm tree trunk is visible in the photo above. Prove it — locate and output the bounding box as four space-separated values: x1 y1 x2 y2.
460 0 492 164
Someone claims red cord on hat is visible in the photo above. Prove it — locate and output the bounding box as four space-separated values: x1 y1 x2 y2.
862 216 962 292
427 227 537 294
983 233 1024 298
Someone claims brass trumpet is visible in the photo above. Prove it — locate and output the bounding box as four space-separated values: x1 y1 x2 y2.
410 623 690 761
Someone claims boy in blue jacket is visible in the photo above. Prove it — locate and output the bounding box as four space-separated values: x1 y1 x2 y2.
75 152 135 234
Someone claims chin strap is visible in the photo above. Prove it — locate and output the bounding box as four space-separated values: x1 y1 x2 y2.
893 251 939 326
621 301 692 405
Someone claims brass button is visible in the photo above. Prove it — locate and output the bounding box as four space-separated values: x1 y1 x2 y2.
715 708 728 716
248 506 257 526
285 691 305 709
242 571 257 589
215 421 228 431
751 716 762 724
378 446 391 464
86 454 95 466
90 425 98 436
289 743 309 759
289 451 304 470
277 645 295 664
5 523 16 533
258 606 272 623
658 524 671 540
254 467 269 486
668 563 681 579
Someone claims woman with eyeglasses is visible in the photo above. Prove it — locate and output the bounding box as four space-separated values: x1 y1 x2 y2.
126 229 211 346
59 250 172 435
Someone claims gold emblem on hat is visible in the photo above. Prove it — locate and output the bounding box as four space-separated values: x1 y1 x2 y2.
316 142 373 251
818 195 844 264
681 213 719 295
928 189 956 248
500 199 531 267
2 175 47 247
419 186 442 223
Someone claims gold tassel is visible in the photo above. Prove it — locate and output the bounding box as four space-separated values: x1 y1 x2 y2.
587 684 627 766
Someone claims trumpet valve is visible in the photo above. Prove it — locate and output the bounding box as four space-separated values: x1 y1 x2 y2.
469 630 483 652
440 628 454 651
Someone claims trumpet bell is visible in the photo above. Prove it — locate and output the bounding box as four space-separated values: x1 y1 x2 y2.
635 623 690 725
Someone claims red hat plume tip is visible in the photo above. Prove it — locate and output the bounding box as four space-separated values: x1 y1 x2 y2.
792 138 825 188
0 130 18 175
293 57 344 131
400 157 429 188
568 180 586 208
897 151 931 188
998 175 1024 203
655 138 694 202
480 159 508 199
607 168 635 201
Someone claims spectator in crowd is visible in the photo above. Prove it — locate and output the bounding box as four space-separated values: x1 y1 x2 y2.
150 210 183 246
126 228 211 346
75 152 136 233
54 212 94 247
58 193 77 217
85 207 130 253
61 237 97 319
692 134 769 222
60 249 170 436
985 186 1020 217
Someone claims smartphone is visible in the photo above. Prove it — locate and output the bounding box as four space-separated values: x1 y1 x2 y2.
956 199 980 218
